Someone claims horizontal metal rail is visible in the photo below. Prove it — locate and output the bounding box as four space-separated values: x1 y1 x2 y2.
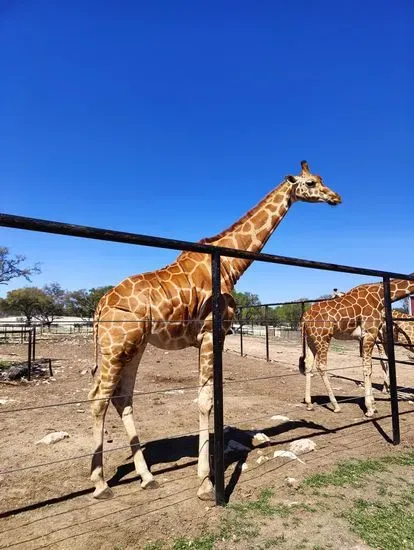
1 213 414 279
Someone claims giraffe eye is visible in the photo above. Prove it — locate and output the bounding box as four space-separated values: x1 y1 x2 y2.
306 180 316 187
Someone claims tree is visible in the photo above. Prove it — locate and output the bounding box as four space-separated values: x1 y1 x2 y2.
2 287 46 325
65 286 113 319
0 247 40 284
271 298 310 329
232 290 262 323
34 283 66 326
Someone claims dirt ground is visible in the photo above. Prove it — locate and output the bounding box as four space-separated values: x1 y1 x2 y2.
0 332 414 550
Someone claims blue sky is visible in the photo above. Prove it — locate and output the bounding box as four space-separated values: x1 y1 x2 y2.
1 0 413 303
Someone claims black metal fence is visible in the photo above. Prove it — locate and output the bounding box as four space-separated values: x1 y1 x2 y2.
0 212 413 508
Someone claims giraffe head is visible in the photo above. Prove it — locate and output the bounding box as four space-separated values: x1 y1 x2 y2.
286 161 341 206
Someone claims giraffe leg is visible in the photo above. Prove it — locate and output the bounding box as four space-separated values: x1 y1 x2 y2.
197 333 215 501
111 349 156 490
376 343 390 393
304 338 316 410
362 337 376 417
89 371 118 499
316 340 341 413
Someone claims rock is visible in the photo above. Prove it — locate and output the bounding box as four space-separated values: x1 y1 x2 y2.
285 477 299 489
252 432 271 447
36 431 69 445
273 450 305 464
271 415 290 423
289 438 316 455
80 369 89 375
256 455 269 464
164 390 184 395
241 463 248 471
0 398 15 405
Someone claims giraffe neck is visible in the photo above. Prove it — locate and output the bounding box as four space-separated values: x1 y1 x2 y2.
389 278 414 302
201 181 294 288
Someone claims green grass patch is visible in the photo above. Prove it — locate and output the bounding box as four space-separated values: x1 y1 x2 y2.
304 458 387 487
346 493 414 550
144 489 295 550
0 360 14 370
304 452 414 489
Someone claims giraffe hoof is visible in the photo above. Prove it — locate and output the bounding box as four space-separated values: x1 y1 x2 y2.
333 407 341 413
306 404 314 411
365 410 375 418
197 478 215 501
141 478 158 490
93 485 114 499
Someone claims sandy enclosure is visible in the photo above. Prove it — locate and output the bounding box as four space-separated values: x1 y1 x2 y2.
0 332 413 549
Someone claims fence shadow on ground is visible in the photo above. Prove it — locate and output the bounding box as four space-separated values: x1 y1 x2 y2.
3 408 414 519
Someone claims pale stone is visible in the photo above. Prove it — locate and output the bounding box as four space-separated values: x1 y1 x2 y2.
252 432 271 447
285 477 299 489
273 450 305 464
289 438 316 455
36 431 69 445
271 415 290 422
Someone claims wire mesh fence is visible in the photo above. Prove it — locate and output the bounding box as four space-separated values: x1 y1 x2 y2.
0 211 413 535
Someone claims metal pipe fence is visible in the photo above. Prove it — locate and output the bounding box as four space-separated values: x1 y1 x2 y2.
1 212 413 508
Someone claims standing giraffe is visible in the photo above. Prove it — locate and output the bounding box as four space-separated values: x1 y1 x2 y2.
376 310 414 393
300 278 414 417
89 161 341 500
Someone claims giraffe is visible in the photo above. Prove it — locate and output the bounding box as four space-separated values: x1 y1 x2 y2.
299 278 414 417
89 161 342 500
376 310 414 393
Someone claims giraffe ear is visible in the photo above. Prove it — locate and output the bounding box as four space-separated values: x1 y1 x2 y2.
286 175 297 183
300 160 311 176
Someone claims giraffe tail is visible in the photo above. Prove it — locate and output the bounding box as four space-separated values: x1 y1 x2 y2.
299 321 307 375
91 303 101 378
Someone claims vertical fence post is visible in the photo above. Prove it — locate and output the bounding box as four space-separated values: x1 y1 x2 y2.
32 326 36 361
239 307 244 357
211 251 225 506
27 329 32 381
265 305 270 362
382 276 400 445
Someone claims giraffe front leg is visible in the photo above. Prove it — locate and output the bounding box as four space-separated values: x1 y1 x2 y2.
197 334 215 501
362 338 376 417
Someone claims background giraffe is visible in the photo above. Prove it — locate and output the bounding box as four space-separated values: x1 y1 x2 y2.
89 161 341 500
376 310 414 393
300 278 414 417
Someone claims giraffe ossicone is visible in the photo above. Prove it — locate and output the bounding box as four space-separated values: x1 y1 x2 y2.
300 277 414 417
89 160 341 500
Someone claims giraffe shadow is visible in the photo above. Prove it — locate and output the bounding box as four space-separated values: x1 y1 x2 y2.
109 417 331 502
310 393 367 414
330 373 414 398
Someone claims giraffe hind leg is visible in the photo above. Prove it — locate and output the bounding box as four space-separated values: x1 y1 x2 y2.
304 338 316 411
111 348 157 490
316 341 341 413
89 372 118 499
